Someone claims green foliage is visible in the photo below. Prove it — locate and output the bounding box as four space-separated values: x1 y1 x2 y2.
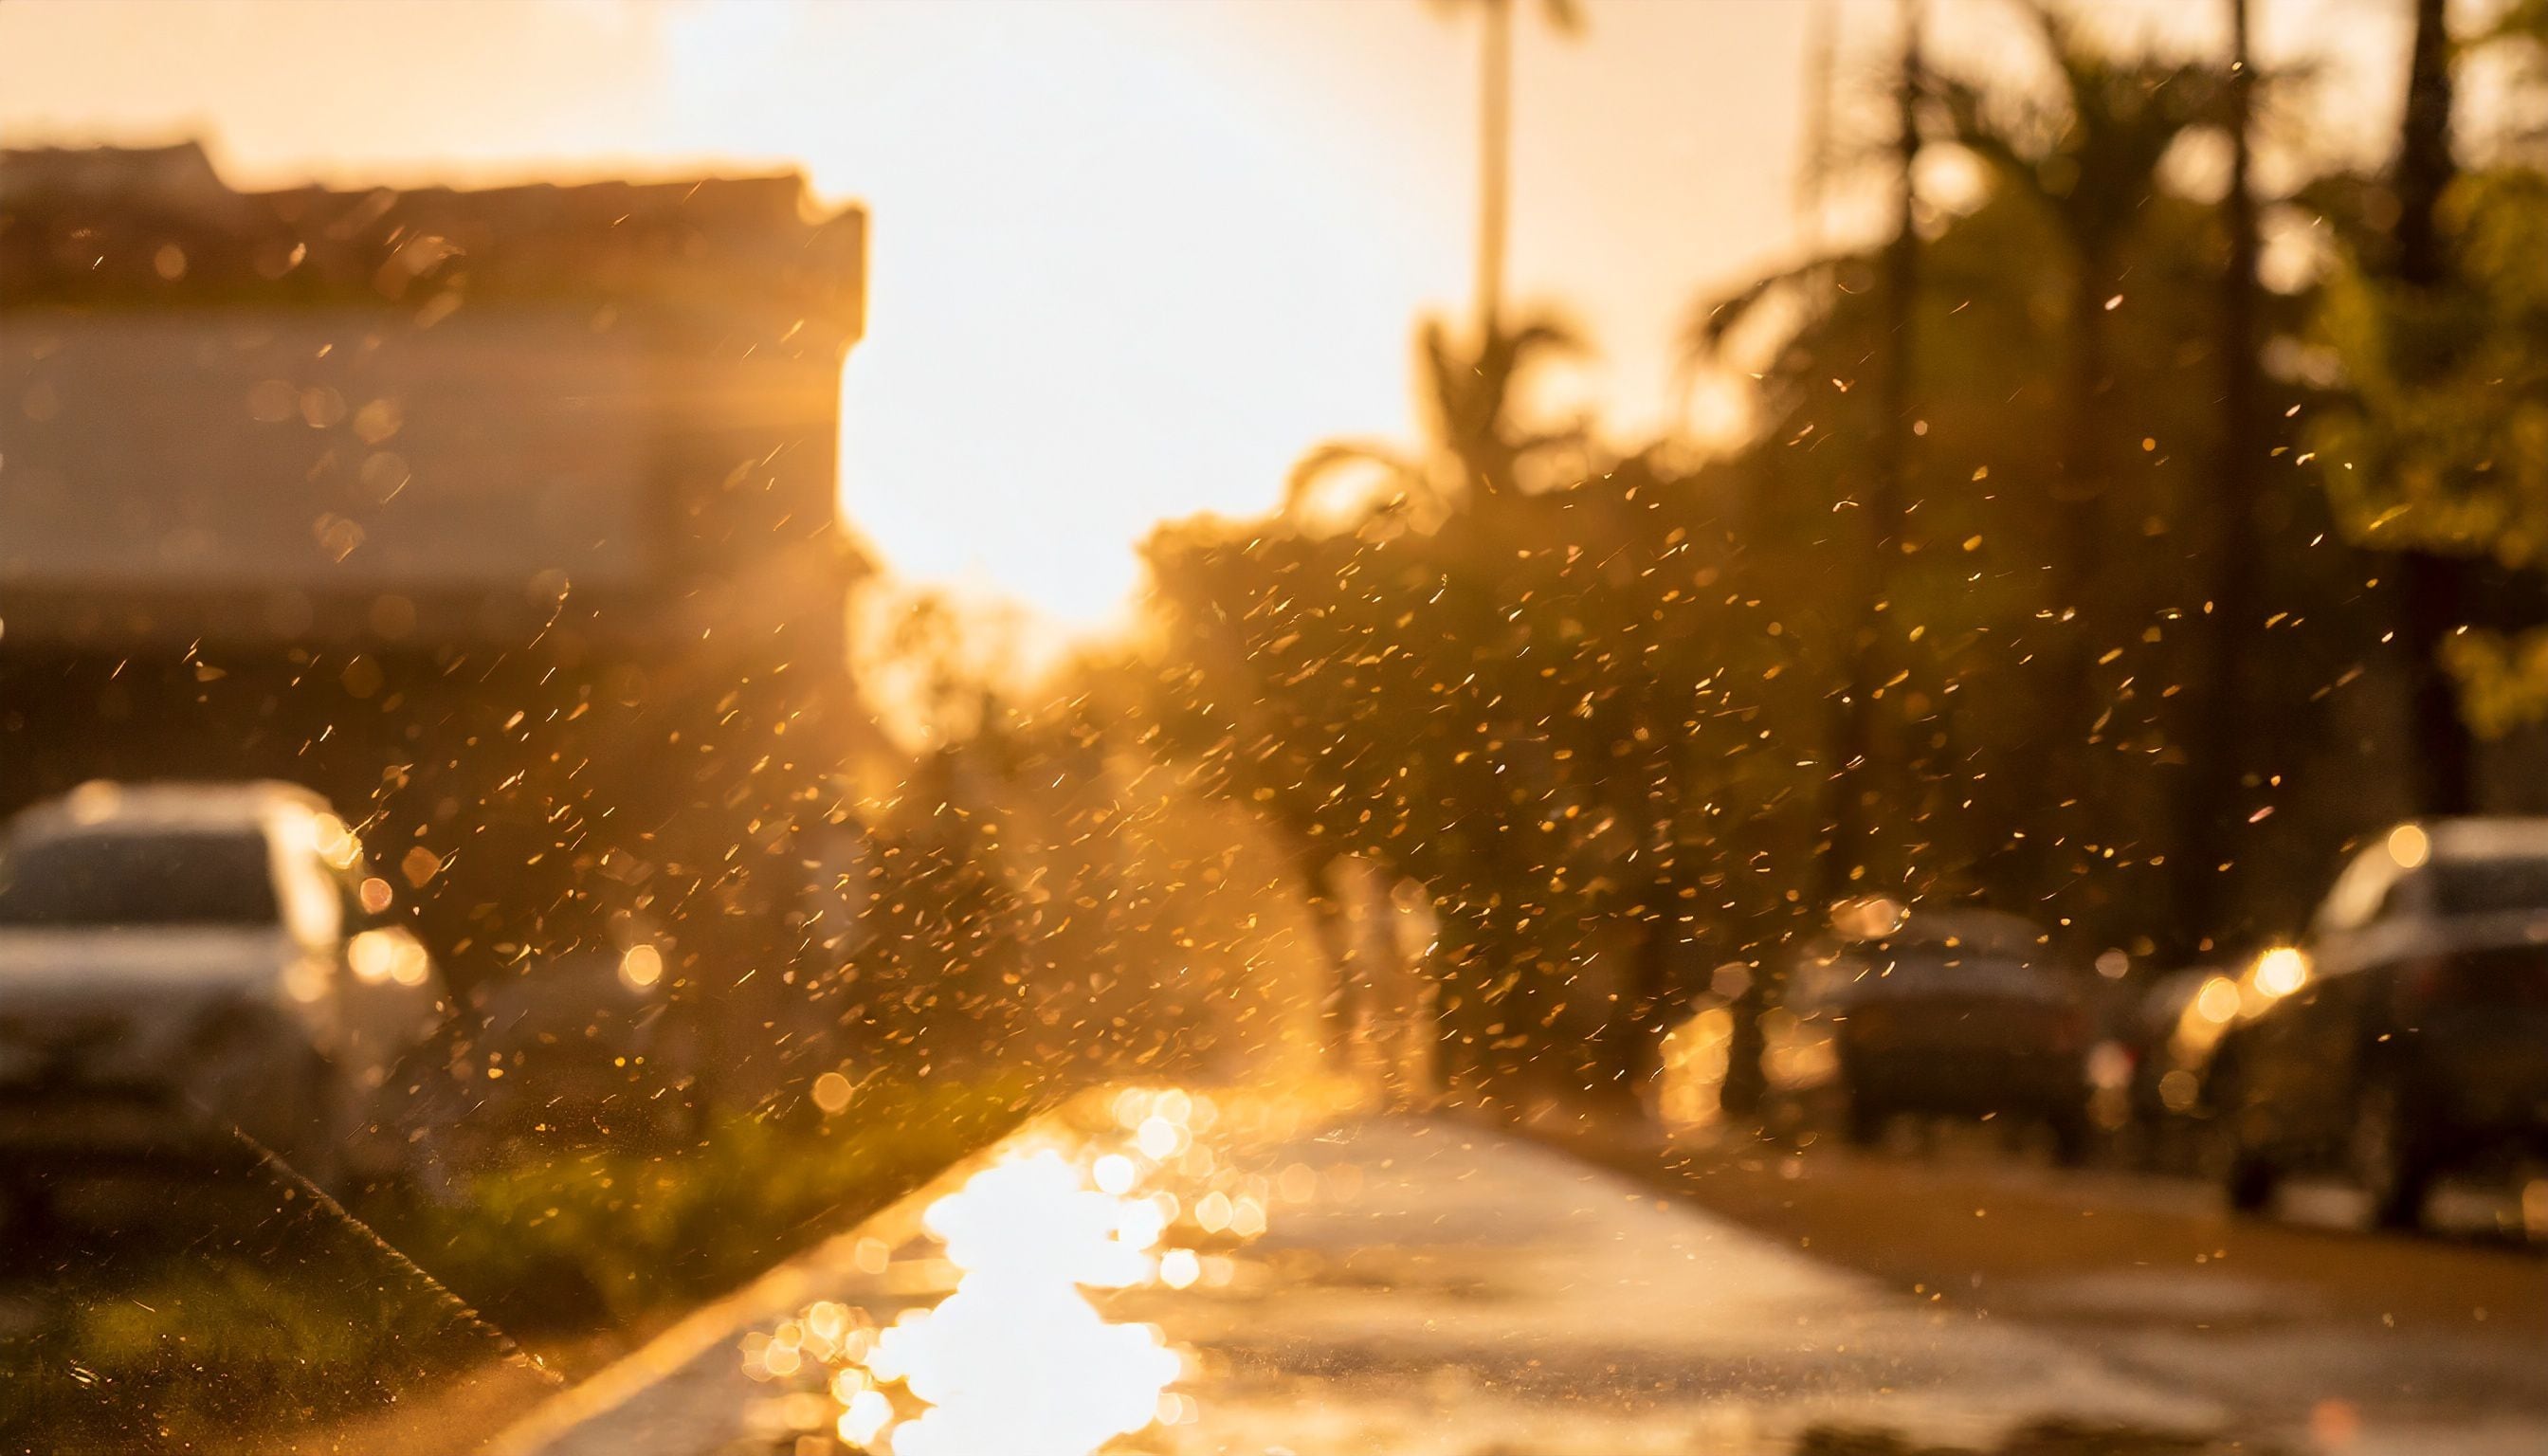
381 1075 1039 1331
1149 452 1821 1095
1135 9 2445 1056
2313 168 2548 564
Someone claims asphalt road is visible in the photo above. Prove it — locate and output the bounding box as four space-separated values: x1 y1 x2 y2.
1551 1119 2548 1456
486 1092 2548 1456
13 1098 2543 1456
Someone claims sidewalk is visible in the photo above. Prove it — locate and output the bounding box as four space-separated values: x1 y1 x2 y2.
489 1093 2227 1456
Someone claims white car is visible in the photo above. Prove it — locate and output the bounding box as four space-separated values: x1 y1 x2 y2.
0 780 449 1192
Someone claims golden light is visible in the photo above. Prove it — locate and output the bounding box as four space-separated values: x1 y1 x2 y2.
1193 1191 1233 1234
358 876 393 915
2194 974 2242 1025
2254 946 2310 999
617 942 664 992
65 780 121 826
348 928 430 987
311 812 362 871
349 931 397 984
1656 1006 1735 1132
1831 896 1910 939
2388 822 2431 869
812 1070 856 1116
747 1090 1283 1454
1228 1195 1268 1239
1092 1153 1138 1196
873 1152 1180 1456
1115 1194 1169 1253
836 1388 894 1447
1135 1114 1186 1161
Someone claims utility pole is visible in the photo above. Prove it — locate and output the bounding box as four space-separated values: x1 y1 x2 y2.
1476 0 1513 341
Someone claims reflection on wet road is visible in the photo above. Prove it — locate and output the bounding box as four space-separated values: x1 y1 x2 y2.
737 1087 1269 1455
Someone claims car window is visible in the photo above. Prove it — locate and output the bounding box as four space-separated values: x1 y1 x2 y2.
0 830 279 928
2432 857 2548 918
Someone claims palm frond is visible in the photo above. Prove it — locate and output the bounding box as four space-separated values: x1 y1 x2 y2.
1682 260 1836 365
1285 441 1426 516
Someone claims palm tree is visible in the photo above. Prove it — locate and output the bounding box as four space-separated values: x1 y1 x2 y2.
2391 0 2477 816
2172 0 2268 956
1286 0 1587 521
1434 0 1585 339
1920 4 2227 913
1923 3 2225 610
1286 314 1585 515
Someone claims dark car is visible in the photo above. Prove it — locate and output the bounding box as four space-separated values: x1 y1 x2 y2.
2207 820 2548 1229
1783 902 2094 1161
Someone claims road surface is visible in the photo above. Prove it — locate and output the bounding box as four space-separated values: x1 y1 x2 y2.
482 1090 2548 1456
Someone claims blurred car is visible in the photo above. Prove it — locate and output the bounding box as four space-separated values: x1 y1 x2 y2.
0 780 448 1192
410 944 702 1174
1778 901 2094 1161
2207 819 2548 1229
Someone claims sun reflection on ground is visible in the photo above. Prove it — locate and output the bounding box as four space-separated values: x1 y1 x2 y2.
741 1085 1273 1454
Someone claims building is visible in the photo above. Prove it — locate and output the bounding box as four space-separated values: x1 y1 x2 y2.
1 143 877 1030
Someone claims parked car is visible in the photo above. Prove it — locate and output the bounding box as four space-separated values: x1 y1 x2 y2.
2206 819 2548 1229
0 780 449 1194
1778 901 2094 1161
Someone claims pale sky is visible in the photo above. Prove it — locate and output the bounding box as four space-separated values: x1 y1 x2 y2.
0 0 2415 628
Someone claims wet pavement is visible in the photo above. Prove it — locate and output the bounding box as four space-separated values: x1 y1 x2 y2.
487 1089 2486 1456
1109 1117 2221 1456
1562 1126 2548 1456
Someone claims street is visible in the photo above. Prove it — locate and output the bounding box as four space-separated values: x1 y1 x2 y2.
1576 1124 2548 1455
488 1092 2548 1456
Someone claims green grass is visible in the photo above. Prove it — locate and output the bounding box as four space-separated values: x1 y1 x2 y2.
376 1073 1045 1333
0 1072 1044 1452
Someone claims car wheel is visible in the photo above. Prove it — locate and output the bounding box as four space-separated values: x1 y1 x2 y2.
2048 1105 2094 1169
2212 1103 2280 1214
2223 1140 2279 1213
2349 1079 2432 1233
1843 1095 1887 1149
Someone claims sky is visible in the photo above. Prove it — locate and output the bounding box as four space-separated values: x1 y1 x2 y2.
0 0 2414 629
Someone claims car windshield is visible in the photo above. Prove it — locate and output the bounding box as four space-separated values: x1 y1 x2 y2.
3 3 2546 1454
2434 857 2548 918
0 830 279 928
